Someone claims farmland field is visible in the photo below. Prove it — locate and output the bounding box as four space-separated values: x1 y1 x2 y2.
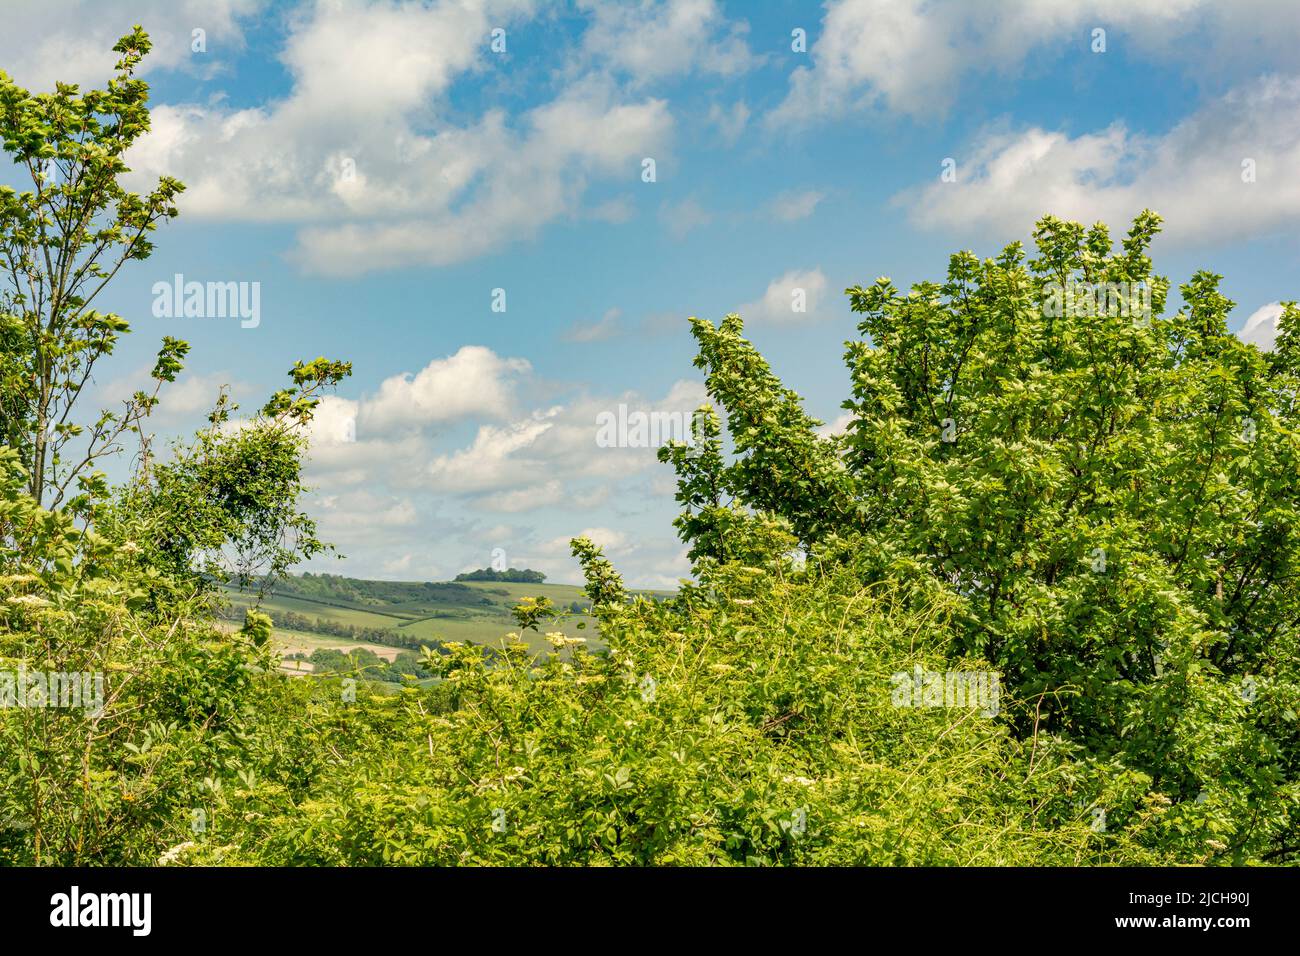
217 573 671 662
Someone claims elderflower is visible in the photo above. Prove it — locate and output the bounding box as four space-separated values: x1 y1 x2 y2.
158 841 196 865
546 632 587 650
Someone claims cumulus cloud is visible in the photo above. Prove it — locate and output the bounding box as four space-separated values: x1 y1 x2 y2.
422 379 706 497
288 82 672 275
114 1 673 276
541 525 629 556
815 412 853 438
896 77 1300 245
737 268 829 324
577 0 756 85
769 0 1300 125
476 480 566 513
315 489 418 529
98 366 253 426
1238 302 1286 351
298 377 708 586
0 0 264 90
361 346 529 431
296 346 530 492
425 412 561 494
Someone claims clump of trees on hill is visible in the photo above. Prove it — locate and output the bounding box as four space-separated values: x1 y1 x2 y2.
1 31 1297 867
455 567 547 584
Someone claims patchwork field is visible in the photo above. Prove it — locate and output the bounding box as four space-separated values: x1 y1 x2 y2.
218 573 669 665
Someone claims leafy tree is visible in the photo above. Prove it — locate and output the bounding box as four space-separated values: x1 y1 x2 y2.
663 212 1300 862
0 29 348 865
0 27 185 507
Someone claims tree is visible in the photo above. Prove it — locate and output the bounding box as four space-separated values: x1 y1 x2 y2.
664 212 1300 861
0 29 349 865
0 26 185 507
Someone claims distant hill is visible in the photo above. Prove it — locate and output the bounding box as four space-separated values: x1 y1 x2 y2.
219 572 602 670
220 572 675 673
268 571 499 608
454 567 546 583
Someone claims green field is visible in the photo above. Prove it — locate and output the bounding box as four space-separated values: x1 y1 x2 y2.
218 573 649 661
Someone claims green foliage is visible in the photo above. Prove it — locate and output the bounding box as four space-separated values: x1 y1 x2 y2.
169 545 1138 866
264 571 495 608
3 28 1297 867
0 445 278 864
304 647 433 685
571 535 629 610
0 31 350 866
665 212 1300 863
105 404 331 596
241 609 273 648
0 26 185 506
454 567 547 584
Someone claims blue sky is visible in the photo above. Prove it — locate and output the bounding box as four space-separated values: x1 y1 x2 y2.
4 0 1299 587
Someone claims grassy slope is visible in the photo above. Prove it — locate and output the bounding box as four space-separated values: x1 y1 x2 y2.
220 575 670 656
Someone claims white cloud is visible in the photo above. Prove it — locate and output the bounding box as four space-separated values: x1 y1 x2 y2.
769 0 1300 125
361 346 529 431
658 378 708 411
573 486 612 509
97 365 257 429
577 0 756 85
542 526 629 556
425 412 560 494
318 490 417 529
277 0 524 119
815 412 853 438
288 82 671 275
587 196 636 223
476 480 565 513
576 526 628 552
769 189 824 222
1238 302 1286 351
660 198 713 240
116 1 672 276
707 100 750 144
897 77 1300 245
566 307 624 343
382 553 415 575
738 268 829 324
303 394 361 448
297 346 531 490
423 379 706 496
295 372 709 588
297 376 709 587
0 0 264 90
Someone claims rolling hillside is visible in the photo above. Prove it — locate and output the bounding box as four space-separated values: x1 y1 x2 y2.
218 572 663 667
